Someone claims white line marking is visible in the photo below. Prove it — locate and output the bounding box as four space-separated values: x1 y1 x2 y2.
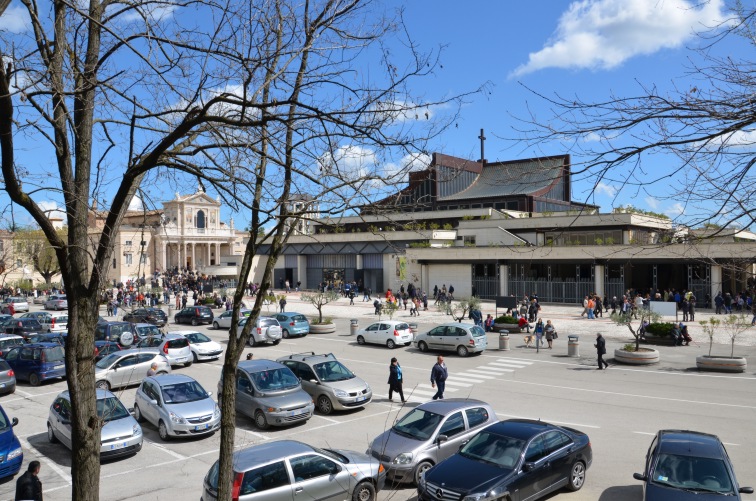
443 380 473 388
145 439 187 460
489 362 530 369
466 367 512 374
495 358 535 364
19 437 72 485
455 372 496 380
237 428 269 440
312 414 339 423
416 384 457 392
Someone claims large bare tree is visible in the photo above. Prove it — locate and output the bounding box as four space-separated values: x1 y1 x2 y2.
0 0 475 498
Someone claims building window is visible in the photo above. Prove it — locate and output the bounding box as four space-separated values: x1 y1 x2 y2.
196 210 206 229
463 236 476 245
125 254 133 265
125 240 132 246
112 258 116 269
16 259 22 268
140 253 147 264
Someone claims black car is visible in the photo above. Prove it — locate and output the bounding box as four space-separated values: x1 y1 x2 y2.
122 308 167 327
418 419 592 501
173 306 214 326
4 318 44 336
633 429 754 500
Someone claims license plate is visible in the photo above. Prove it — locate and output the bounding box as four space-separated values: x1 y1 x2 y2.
356 395 367 402
289 410 299 417
110 442 126 450
195 424 209 431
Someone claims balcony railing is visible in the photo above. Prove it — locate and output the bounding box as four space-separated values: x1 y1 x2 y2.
158 227 235 237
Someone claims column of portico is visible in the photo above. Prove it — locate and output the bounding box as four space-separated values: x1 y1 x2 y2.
500 263 509 296
191 243 196 270
207 243 211 267
161 243 167 272
216 243 221 264
711 264 723 303
594 264 605 298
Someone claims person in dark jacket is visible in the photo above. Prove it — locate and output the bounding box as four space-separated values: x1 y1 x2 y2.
430 355 448 400
387 357 405 403
594 333 609 370
15 460 42 501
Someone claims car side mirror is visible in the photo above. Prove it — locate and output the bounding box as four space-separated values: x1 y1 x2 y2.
633 473 647 481
330 464 342 474
522 462 535 472
11 417 18 427
436 434 448 444
150 399 158 406
128 407 135 415
206 391 212 397
740 487 754 494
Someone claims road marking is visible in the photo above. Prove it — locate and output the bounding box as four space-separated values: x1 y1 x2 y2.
416 383 457 392
455 372 496 380
312 414 339 423
466 367 513 375
237 428 269 440
145 439 187 460
443 380 473 388
495 358 535 364
447 375 486 384
489 362 530 369
18 437 72 485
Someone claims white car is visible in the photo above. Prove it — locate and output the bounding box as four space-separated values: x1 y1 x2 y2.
211 309 250 330
135 333 193 367
356 320 413 349
233 316 282 346
174 330 223 362
1 297 29 314
40 312 68 332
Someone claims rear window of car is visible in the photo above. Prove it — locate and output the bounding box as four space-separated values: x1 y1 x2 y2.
21 319 42 328
396 323 409 330
0 360 10 371
291 315 307 322
42 346 65 362
167 338 189 349
470 326 486 337
260 319 278 328
197 307 212 314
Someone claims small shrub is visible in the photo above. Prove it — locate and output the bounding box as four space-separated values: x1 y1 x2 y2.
622 343 636 351
645 322 675 337
494 315 517 324
311 316 333 325
442 223 453 230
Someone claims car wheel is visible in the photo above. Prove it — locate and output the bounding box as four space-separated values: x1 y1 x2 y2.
191 318 198 326
357 335 365 345
213 322 220 330
254 410 269 430
457 345 469 357
134 404 145 423
158 420 170 441
47 423 58 443
96 380 110 390
174 316 180 324
184 360 193 368
29 373 40 386
414 461 433 485
317 395 333 415
192 352 198 363
282 329 289 339
272 339 281 345
386 339 396 349
418 341 428 352
248 337 258 347
351 481 375 501
568 460 586 491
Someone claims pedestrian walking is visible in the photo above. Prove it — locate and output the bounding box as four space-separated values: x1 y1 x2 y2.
107 300 114 316
544 319 557 349
594 333 609 370
534 318 544 348
387 357 405 403
430 355 448 400
15 460 43 501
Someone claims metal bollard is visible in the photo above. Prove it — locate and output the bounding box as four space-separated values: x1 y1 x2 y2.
498 331 510 351
567 335 580 357
350 319 359 336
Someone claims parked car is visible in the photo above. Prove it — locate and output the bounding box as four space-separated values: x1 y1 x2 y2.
368 399 497 485
4 318 44 337
33 295 49 305
174 330 223 362
201 440 385 501
47 389 143 459
94 348 171 390
233 316 282 347
0 334 24 359
633 429 754 500
44 294 68 310
4 343 66 386
0 359 17 395
31 312 69 332
0 315 13 329
0 403 23 478
135 332 193 367
122 308 168 327
174 305 214 326
418 419 592 501
212 309 251 330
273 312 310 338
413 322 488 357
131 323 163 343
19 311 51 322
134 374 220 440
1 297 29 314
94 321 137 347
277 352 371 414
94 341 122 361
219 359 314 429
356 320 413 349
26 332 66 345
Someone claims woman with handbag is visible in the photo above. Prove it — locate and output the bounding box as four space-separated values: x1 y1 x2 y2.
387 357 405 403
544 319 557 349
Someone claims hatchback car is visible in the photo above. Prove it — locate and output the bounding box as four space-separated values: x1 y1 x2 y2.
33 295 48 305
0 334 24 359
131 323 163 343
1 297 29 313
0 404 22 478
633 429 754 500
368 399 497 485
44 294 68 310
201 440 385 501
26 332 66 345
4 343 66 386
418 419 592 501
94 348 171 390
356 321 413 349
39 312 68 332
0 359 16 395
273 312 310 338
48 389 143 459
413 322 487 357
134 374 220 440
212 309 251 330
278 352 371 414
174 330 223 362
220 359 314 429
174 305 214 326
4 318 44 337
122 308 168 327
136 333 193 367
234 316 282 347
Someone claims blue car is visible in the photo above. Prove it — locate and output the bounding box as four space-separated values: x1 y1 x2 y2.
4 343 66 386
0 404 22 478
273 312 310 338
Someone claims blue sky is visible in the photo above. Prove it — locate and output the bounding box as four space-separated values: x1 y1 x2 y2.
0 0 747 226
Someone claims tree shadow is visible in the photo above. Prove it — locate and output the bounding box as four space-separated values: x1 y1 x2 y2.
27 432 72 468
598 484 642 500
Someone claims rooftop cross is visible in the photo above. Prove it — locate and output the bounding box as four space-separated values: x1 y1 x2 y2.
478 128 486 164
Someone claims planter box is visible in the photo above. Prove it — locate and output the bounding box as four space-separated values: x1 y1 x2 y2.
309 323 336 334
494 323 522 333
641 336 674 346
614 347 660 365
696 355 747 373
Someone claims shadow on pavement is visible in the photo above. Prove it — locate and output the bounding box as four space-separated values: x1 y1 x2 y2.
598 484 642 500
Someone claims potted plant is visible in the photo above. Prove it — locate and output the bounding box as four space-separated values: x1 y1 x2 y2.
300 290 339 333
611 309 661 365
493 315 522 333
696 316 748 372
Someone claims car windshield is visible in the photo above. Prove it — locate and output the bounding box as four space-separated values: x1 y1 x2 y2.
471 326 486 337
138 337 162 348
0 410 9 429
95 353 121 369
392 408 443 441
42 346 65 362
313 361 354 382
459 431 524 469
161 381 209 404
97 396 130 423
136 325 161 337
250 367 299 392
651 453 734 494
185 332 211 343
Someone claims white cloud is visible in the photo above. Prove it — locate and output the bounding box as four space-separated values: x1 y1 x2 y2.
116 1 177 22
645 196 659 210
595 181 617 197
37 201 66 222
383 152 431 182
0 5 30 32
319 145 377 182
665 202 685 218
511 0 727 77
703 129 756 149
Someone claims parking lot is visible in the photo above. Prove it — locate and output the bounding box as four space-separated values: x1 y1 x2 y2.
1 297 755 500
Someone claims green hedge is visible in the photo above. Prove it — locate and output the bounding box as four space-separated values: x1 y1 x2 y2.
645 322 675 337
494 315 517 324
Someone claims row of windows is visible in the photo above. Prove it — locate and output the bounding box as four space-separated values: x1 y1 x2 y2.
545 230 623 246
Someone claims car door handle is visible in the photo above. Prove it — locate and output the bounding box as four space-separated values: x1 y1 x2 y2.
295 487 303 494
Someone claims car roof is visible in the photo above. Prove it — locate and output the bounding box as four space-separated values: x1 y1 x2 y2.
59 388 117 400
102 321 130 326
0 334 24 340
23 342 62 348
133 323 159 328
483 419 557 440
234 440 315 471
435 322 476 328
170 330 203 336
657 430 725 458
145 374 196 386
115 348 161 356
277 352 337 364
163 333 186 340
415 398 491 414
238 359 288 372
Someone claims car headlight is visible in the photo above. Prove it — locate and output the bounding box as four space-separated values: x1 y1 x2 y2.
7 447 22 460
213 404 221 418
463 489 504 501
169 412 186 424
132 424 142 436
393 452 413 465
365 384 371 392
333 389 348 397
266 407 282 413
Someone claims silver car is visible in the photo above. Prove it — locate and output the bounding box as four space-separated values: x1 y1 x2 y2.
277 353 372 414
134 374 220 440
233 316 282 346
201 440 385 501
47 389 143 459
219 359 314 429
1 297 29 314
367 399 497 485
44 294 68 310
94 348 172 390
413 322 488 357
135 332 193 367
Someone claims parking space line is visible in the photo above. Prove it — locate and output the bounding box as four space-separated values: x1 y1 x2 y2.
18 437 72 485
237 428 269 440
145 439 187 460
312 415 339 423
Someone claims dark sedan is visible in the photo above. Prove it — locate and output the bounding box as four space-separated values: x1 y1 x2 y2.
4 318 44 337
122 308 168 327
634 429 753 500
418 419 592 501
173 306 213 326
